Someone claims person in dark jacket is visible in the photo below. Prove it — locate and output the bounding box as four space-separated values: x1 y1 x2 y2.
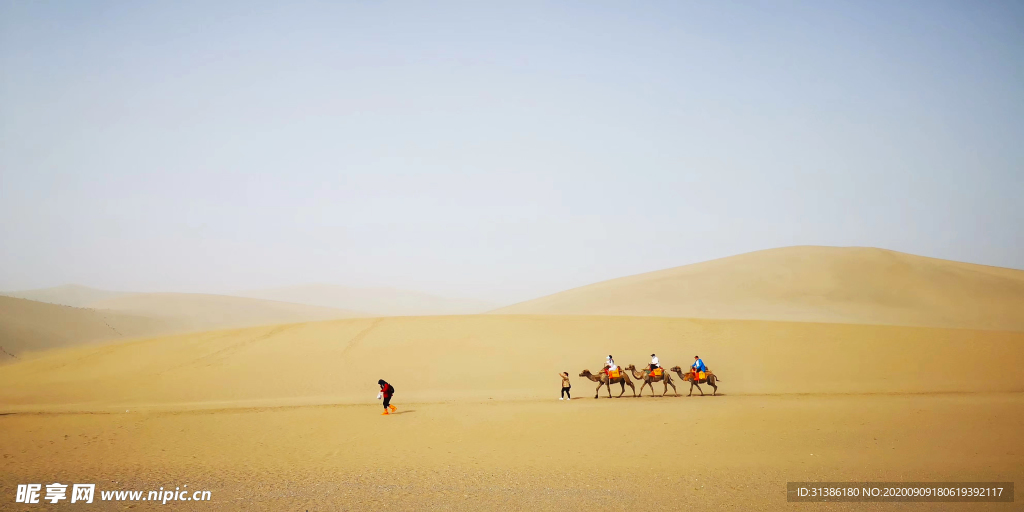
377 379 396 415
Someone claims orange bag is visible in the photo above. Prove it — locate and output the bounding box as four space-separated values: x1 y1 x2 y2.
651 368 663 378
698 371 706 380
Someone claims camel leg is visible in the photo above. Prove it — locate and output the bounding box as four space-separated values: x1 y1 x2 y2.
628 381 636 397
710 377 718 396
688 382 694 397
594 381 602 399
668 379 678 396
694 383 704 396
608 381 614 398
616 381 626 398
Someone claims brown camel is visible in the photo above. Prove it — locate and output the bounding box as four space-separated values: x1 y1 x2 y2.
625 364 678 397
668 366 720 396
579 369 636 398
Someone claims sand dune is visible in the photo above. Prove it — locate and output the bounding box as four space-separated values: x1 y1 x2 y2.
0 293 363 362
493 246 1024 330
86 292 364 334
3 283 496 317
1 314 1021 412
0 296 172 360
1 283 131 307
236 284 498 316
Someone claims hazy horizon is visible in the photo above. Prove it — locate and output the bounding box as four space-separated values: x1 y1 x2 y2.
2 1 1022 305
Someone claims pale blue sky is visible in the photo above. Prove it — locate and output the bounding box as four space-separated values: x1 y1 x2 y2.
1 1 1021 304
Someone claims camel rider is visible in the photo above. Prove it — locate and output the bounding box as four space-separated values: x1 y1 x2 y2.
648 353 660 372
691 355 707 380
604 355 617 376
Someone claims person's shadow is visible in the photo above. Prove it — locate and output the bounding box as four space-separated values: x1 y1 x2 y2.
391 410 415 414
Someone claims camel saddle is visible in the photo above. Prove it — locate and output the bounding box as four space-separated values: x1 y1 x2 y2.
650 368 663 378
607 368 620 379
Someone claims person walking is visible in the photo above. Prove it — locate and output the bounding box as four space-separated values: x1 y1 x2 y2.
377 379 397 415
559 372 572 400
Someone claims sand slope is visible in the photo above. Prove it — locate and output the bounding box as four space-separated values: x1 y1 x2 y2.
236 284 497 316
0 296 166 360
1 283 130 307
0 293 363 362
86 293 364 333
493 246 1024 330
1 315 1021 412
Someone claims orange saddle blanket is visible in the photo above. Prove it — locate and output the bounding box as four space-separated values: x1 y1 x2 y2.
607 369 620 379
650 368 663 378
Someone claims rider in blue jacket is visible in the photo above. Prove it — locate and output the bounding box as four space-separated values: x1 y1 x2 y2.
691 355 707 373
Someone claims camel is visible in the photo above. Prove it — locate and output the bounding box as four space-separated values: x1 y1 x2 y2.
579 369 636 398
625 364 678 397
668 366 720 396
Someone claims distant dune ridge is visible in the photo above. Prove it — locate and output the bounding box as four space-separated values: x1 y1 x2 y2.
493 246 1024 331
0 296 166 359
1 284 130 308
1 284 496 317
0 294 361 359
235 284 498 316
84 293 363 333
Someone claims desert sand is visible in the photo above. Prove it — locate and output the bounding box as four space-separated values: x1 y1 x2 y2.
2 247 1022 510
2 394 1021 510
493 247 1024 331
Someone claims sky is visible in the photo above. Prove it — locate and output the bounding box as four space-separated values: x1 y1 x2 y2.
1 0 1022 305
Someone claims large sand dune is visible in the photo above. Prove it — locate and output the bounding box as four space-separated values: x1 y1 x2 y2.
2 314 1021 411
493 246 1024 331
236 284 497 316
